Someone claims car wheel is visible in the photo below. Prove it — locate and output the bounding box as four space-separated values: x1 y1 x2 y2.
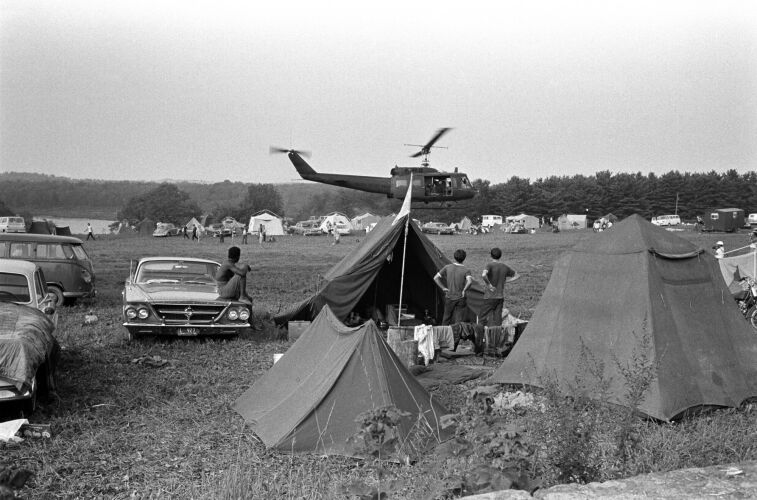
48 286 65 307
749 308 757 331
22 382 37 417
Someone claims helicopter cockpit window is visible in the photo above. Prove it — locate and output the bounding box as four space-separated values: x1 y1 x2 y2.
412 178 423 187
462 177 470 186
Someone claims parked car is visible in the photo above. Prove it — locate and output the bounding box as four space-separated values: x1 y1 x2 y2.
0 233 96 306
748 213 757 228
122 257 252 340
153 223 180 237
421 222 456 235
0 216 26 233
0 259 59 415
206 223 232 237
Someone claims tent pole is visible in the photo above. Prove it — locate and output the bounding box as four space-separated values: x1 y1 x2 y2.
397 174 412 328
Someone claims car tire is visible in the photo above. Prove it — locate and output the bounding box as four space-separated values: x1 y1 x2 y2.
749 308 757 331
48 286 65 307
22 382 37 417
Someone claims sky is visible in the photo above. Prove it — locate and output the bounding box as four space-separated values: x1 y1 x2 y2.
1 0 756 185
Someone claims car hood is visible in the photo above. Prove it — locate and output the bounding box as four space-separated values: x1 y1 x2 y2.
124 282 221 302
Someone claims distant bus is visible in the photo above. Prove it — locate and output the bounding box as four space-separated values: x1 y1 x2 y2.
651 215 681 227
481 215 502 228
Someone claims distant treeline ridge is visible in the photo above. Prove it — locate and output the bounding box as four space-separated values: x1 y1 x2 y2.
1 169 755 223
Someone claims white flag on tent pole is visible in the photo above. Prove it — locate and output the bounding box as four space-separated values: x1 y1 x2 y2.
392 175 413 226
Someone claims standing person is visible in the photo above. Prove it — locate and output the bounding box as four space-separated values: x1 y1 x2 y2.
85 222 95 240
191 226 198 241
241 226 248 244
182 226 189 239
434 249 474 325
480 247 519 326
259 224 266 243
714 241 725 259
258 224 265 246
215 246 252 303
333 227 341 245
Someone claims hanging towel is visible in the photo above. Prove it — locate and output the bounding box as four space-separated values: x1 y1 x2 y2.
414 324 435 365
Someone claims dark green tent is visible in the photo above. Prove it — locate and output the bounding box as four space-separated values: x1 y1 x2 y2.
274 214 486 325
491 214 757 421
233 305 454 456
29 220 53 234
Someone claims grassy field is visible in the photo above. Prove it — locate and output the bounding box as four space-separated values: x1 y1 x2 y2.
2 227 755 499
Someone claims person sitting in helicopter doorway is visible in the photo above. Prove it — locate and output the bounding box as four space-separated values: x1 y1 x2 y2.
434 249 473 326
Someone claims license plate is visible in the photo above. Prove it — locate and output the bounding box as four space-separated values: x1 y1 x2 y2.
177 327 200 336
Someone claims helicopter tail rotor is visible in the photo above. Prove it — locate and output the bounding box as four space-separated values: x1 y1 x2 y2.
269 146 311 158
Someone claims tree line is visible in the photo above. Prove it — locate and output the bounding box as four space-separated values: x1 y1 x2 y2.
1 169 756 225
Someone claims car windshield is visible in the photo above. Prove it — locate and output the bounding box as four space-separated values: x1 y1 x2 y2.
135 260 219 284
72 245 90 261
0 272 31 303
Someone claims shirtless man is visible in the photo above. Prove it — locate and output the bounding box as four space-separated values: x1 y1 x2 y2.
215 246 252 303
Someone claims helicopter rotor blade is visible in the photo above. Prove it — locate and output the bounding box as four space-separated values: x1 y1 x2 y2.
407 127 452 157
269 146 311 158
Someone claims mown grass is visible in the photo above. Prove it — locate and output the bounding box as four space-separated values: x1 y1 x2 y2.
1 228 755 498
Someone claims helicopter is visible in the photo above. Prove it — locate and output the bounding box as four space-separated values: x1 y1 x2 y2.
270 128 476 205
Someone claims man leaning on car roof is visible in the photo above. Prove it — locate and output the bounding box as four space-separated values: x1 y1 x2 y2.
215 246 253 304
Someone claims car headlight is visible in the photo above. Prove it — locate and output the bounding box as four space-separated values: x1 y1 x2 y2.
238 308 250 321
137 307 149 319
125 307 138 320
81 269 92 283
228 309 239 321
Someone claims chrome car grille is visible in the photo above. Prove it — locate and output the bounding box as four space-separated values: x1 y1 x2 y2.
152 304 225 325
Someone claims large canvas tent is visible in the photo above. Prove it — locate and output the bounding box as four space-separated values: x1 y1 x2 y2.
351 213 381 231
557 214 587 230
234 306 454 456
506 214 539 230
248 210 285 236
275 213 487 325
491 214 757 421
319 212 353 233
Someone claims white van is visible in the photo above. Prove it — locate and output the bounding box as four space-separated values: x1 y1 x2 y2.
651 215 681 227
748 213 757 227
481 215 503 228
0 216 26 233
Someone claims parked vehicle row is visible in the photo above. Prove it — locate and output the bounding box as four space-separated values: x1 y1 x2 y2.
421 222 456 235
0 233 96 306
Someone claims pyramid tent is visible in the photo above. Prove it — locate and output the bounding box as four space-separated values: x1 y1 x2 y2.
29 220 53 234
234 306 454 456
248 210 285 236
54 225 72 236
274 213 487 325
184 217 204 232
457 216 472 232
491 214 757 421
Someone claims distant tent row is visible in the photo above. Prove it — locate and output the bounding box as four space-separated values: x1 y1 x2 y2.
492 214 757 421
29 220 71 236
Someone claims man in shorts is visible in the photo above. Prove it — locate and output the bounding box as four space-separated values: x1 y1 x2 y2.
480 247 519 326
434 249 474 325
215 246 252 303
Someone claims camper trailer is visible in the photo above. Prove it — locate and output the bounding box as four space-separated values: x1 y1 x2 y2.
702 208 745 232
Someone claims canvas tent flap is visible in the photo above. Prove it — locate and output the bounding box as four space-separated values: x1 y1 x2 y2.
719 252 757 289
234 306 454 456
491 214 757 421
